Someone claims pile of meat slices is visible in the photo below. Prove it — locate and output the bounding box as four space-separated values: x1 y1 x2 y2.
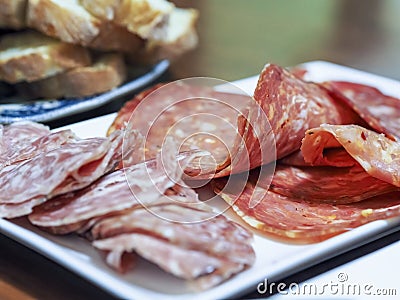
109 63 400 243
0 122 255 289
1 62 400 290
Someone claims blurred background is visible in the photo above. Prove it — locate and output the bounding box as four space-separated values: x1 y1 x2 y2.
171 0 400 81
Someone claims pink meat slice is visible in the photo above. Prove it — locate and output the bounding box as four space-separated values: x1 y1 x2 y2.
93 232 253 290
90 204 254 265
324 81 400 140
301 124 400 187
0 130 136 218
0 129 77 169
29 142 207 234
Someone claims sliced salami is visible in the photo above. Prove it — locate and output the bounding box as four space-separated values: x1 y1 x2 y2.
214 178 400 243
29 145 207 234
108 80 259 178
252 64 361 161
93 233 251 290
279 148 356 167
91 203 254 289
270 164 398 204
0 130 137 218
325 81 400 140
301 124 400 187
0 129 77 169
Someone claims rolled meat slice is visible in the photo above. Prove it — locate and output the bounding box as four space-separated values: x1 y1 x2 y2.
324 81 400 141
0 129 138 218
213 177 400 243
301 124 400 187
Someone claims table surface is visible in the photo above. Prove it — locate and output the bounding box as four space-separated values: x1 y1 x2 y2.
1 0 400 299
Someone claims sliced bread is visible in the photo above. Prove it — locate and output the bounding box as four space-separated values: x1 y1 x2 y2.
136 8 199 63
18 53 127 99
27 0 143 52
0 0 27 29
80 0 174 40
0 30 91 83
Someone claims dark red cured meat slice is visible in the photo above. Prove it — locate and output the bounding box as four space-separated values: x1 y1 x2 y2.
0 129 77 169
324 81 400 140
301 124 400 187
29 149 208 234
270 164 398 204
93 233 249 290
279 148 356 167
213 178 400 243
0 130 136 218
253 64 362 160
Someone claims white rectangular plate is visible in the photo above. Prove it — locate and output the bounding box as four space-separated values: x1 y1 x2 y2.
1 61 400 300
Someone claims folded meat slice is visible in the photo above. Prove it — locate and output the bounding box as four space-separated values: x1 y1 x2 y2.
91 204 253 263
1 121 50 144
0 129 138 218
29 140 207 234
270 164 398 204
91 201 254 290
279 148 356 168
324 81 400 141
253 64 361 161
0 129 77 169
93 233 251 290
213 177 400 243
302 124 400 187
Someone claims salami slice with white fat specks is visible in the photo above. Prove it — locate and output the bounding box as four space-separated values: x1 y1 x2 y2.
324 81 400 140
213 177 400 243
302 124 400 187
270 164 398 204
0 129 139 218
108 82 254 178
91 203 254 290
1 129 77 169
253 64 362 161
29 140 208 234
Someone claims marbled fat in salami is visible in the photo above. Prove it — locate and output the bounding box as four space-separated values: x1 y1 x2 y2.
214 178 400 243
91 203 254 289
325 81 400 140
302 124 400 187
0 130 135 218
253 64 361 161
29 144 207 234
0 129 77 169
108 82 258 178
270 164 398 204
